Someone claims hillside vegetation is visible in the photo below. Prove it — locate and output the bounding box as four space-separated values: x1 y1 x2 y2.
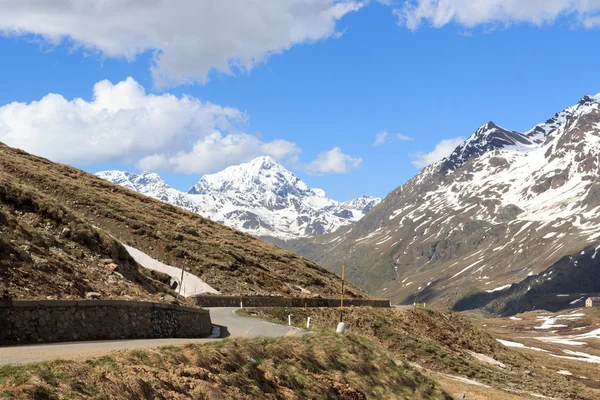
0 331 450 400
243 307 600 400
0 143 366 301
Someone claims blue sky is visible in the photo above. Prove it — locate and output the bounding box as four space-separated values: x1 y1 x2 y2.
1 1 600 200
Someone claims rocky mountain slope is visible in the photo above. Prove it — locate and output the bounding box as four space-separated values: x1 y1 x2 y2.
288 94 600 314
0 144 368 300
0 168 178 302
97 157 380 240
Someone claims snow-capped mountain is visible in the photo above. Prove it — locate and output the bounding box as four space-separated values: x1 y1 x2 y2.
97 157 380 240
291 94 600 314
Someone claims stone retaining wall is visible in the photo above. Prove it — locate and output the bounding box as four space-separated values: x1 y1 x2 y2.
193 295 390 308
0 300 212 345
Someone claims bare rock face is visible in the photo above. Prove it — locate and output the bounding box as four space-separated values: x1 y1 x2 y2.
289 94 600 313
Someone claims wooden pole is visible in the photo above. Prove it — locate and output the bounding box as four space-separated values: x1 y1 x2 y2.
177 264 185 299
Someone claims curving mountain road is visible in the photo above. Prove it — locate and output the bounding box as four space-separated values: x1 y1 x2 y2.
0 308 305 366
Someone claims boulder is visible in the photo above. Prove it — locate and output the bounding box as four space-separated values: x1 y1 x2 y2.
85 292 101 300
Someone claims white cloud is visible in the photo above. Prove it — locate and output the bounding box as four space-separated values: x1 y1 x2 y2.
373 130 389 146
0 0 363 86
0 77 300 173
306 147 362 174
396 0 600 30
138 132 300 174
373 130 412 146
411 137 464 168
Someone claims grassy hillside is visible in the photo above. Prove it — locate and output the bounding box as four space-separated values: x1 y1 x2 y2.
0 332 450 400
243 307 600 400
0 143 367 301
0 171 177 302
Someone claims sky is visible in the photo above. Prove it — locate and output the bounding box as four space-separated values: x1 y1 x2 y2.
1 1 600 201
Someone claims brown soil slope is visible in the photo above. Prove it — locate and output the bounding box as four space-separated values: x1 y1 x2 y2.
0 143 365 300
0 169 178 302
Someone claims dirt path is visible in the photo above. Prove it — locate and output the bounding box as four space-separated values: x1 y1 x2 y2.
0 308 304 366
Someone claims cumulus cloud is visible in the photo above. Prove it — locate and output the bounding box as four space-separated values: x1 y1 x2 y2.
373 130 412 146
411 137 464 168
0 77 300 173
373 130 389 146
138 132 300 174
306 147 362 174
0 0 363 86
396 0 600 30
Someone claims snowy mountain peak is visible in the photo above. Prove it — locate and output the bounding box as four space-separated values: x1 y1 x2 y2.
581 94 600 104
188 156 310 197
441 121 533 172
527 94 600 139
440 95 600 174
96 170 170 194
97 158 381 240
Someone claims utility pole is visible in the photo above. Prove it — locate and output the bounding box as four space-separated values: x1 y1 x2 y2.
177 263 186 300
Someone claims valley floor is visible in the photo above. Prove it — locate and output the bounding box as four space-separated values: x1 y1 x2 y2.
476 307 600 393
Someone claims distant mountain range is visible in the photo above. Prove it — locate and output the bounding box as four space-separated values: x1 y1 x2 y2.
97 156 380 240
286 94 600 314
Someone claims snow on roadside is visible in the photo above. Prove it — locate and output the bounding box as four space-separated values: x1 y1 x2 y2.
123 244 219 296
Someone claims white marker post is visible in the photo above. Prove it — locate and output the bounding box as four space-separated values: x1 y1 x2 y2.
336 264 346 334
288 312 292 326
306 315 311 329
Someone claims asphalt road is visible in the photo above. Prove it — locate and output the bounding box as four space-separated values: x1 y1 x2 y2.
0 307 305 366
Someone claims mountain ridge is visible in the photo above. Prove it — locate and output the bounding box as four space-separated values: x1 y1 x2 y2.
285 93 600 314
97 156 381 240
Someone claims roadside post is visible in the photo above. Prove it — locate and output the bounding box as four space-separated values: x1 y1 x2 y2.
336 264 346 334
240 285 243 309
177 263 186 300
